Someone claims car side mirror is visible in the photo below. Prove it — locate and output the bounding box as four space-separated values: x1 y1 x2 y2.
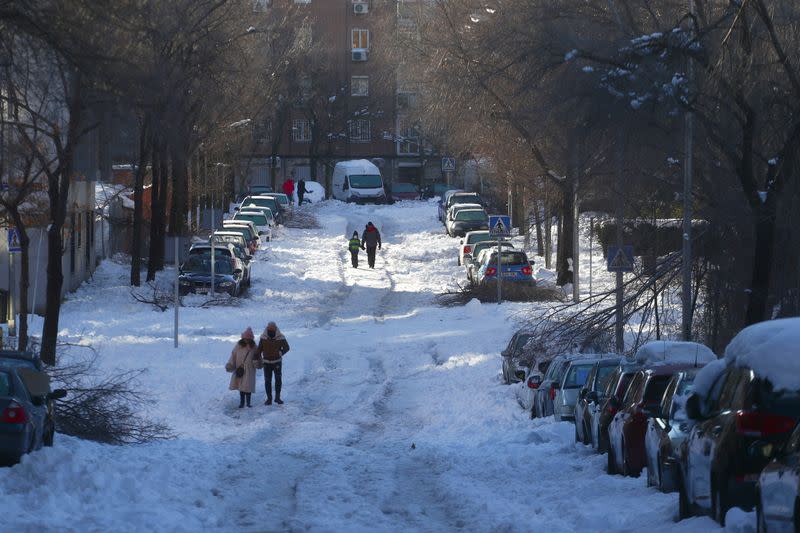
234 268 243 275
514 370 527 382
527 375 542 389
343 182 349 191
245 255 253 261
459 239 464 244
587 391 599 403
685 394 702 420
501 349 509 357
464 254 472 263
579 388 588 399
32 396 45 407
48 389 67 400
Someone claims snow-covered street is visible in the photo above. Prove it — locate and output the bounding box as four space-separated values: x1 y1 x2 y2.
0 200 732 532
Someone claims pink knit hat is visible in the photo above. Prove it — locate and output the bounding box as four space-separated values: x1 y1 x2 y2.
242 327 255 340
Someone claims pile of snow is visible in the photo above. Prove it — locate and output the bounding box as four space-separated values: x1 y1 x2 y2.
634 340 716 365
724 317 800 391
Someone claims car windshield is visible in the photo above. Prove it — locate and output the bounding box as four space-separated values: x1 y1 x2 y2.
489 252 529 265
449 194 481 207
644 375 671 405
595 365 618 391
246 197 279 210
466 233 492 245
224 227 252 240
182 256 233 275
564 364 594 388
473 242 512 256
513 334 533 352
250 186 272 194
234 213 267 226
0 357 36 370
455 210 487 221
213 235 245 247
243 207 274 220
349 174 383 189
189 247 231 258
271 195 289 205
0 372 10 396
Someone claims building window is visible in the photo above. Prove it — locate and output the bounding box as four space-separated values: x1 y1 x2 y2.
294 0 311 3
253 0 271 11
348 119 371 143
351 76 369 96
397 1 419 33
292 119 312 143
253 119 272 144
397 117 420 155
397 91 417 111
351 29 369 49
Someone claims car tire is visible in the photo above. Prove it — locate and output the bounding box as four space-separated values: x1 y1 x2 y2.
575 424 580 443
607 448 618 475
678 473 691 520
756 499 766 533
712 477 728 526
530 405 537 419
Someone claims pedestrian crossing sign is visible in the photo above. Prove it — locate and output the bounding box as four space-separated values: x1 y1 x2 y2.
7 227 21 253
607 245 634 272
489 215 511 237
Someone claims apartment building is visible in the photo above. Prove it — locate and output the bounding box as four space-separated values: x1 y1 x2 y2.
242 0 436 195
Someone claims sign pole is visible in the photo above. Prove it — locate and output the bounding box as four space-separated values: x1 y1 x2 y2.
496 239 502 304
174 236 179 348
615 135 625 353
8 251 15 340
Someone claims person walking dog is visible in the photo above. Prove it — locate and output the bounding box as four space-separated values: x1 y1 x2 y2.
256 322 290 405
361 221 382 269
225 327 258 408
348 231 363 268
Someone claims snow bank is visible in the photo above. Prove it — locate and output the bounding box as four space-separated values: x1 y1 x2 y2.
634 340 716 366
724 317 800 391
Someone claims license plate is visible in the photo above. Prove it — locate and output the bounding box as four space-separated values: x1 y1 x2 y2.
502 273 516 278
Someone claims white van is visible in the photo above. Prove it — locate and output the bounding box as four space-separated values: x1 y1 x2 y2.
332 160 386 203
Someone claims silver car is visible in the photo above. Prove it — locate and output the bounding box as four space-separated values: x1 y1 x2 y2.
554 356 617 422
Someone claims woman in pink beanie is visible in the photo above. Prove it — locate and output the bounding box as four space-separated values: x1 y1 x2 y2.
225 327 258 407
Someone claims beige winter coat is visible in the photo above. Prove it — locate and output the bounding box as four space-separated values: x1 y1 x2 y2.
226 341 258 393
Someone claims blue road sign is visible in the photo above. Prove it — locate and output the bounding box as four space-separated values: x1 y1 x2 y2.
489 215 511 237
441 157 456 173
7 228 21 253
607 245 634 272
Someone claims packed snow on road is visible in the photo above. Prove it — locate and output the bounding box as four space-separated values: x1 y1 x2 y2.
0 200 735 532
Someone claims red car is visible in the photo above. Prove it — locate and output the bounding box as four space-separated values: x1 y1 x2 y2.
608 364 696 477
391 182 420 201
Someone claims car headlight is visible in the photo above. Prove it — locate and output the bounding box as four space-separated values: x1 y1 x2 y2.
179 280 190 286
219 281 233 288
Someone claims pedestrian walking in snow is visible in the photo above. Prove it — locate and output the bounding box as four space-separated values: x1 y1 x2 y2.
348 231 363 268
255 322 290 405
225 327 258 408
361 222 382 269
282 178 295 202
297 179 311 205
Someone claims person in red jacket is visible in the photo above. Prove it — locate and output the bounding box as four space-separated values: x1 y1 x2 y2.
282 178 295 201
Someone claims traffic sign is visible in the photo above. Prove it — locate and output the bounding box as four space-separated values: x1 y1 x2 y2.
489 215 511 237
7 228 21 253
441 157 456 173
607 245 634 272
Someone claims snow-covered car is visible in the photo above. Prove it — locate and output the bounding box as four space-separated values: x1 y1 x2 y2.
474 250 535 287
190 241 250 288
644 368 700 492
756 422 800 532
608 364 694 477
446 208 489 237
516 364 543 417
221 221 259 251
457 230 492 266
593 362 640 453
240 206 275 235
232 210 272 242
178 255 242 296
0 366 66 465
679 318 800 525
501 329 534 385
534 354 594 418
575 357 623 444
437 189 464 222
239 195 284 225
440 191 484 225
264 193 291 214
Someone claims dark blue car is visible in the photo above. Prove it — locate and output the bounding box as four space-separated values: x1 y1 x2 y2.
178 255 242 296
475 250 536 286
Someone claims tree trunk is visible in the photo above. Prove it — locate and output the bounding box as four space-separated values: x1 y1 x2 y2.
534 199 544 257
544 201 552 269
745 201 777 325
146 137 162 281
8 211 29 351
130 119 151 286
556 185 575 286
169 142 189 236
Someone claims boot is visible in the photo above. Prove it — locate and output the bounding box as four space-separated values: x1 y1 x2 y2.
246 393 252 408
239 392 245 408
275 398 284 405
265 398 272 406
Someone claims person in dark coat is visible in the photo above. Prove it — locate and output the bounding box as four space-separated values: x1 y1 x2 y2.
361 222 382 269
297 179 312 205
348 231 363 268
255 322 290 405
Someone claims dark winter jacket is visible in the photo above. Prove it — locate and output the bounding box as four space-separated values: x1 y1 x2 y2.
297 180 311 194
349 237 362 252
256 328 290 363
361 225 381 248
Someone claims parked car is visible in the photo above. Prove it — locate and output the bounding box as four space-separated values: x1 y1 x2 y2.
593 362 640 453
466 242 516 283
220 221 259 252
239 195 284 225
516 364 544 418
474 250 535 287
178 255 243 296
575 357 624 444
422 183 452 200
438 189 465 221
679 318 800 525
501 329 535 384
457 230 492 266
446 208 489 237
443 192 484 220
232 211 272 241
249 184 273 195
756 422 800 532
0 351 65 448
391 182 420 201
644 368 701 492
239 206 275 238
263 192 291 214
608 364 693 477
191 241 250 288
557 355 620 423
211 231 251 263
534 354 593 418
0 366 67 465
